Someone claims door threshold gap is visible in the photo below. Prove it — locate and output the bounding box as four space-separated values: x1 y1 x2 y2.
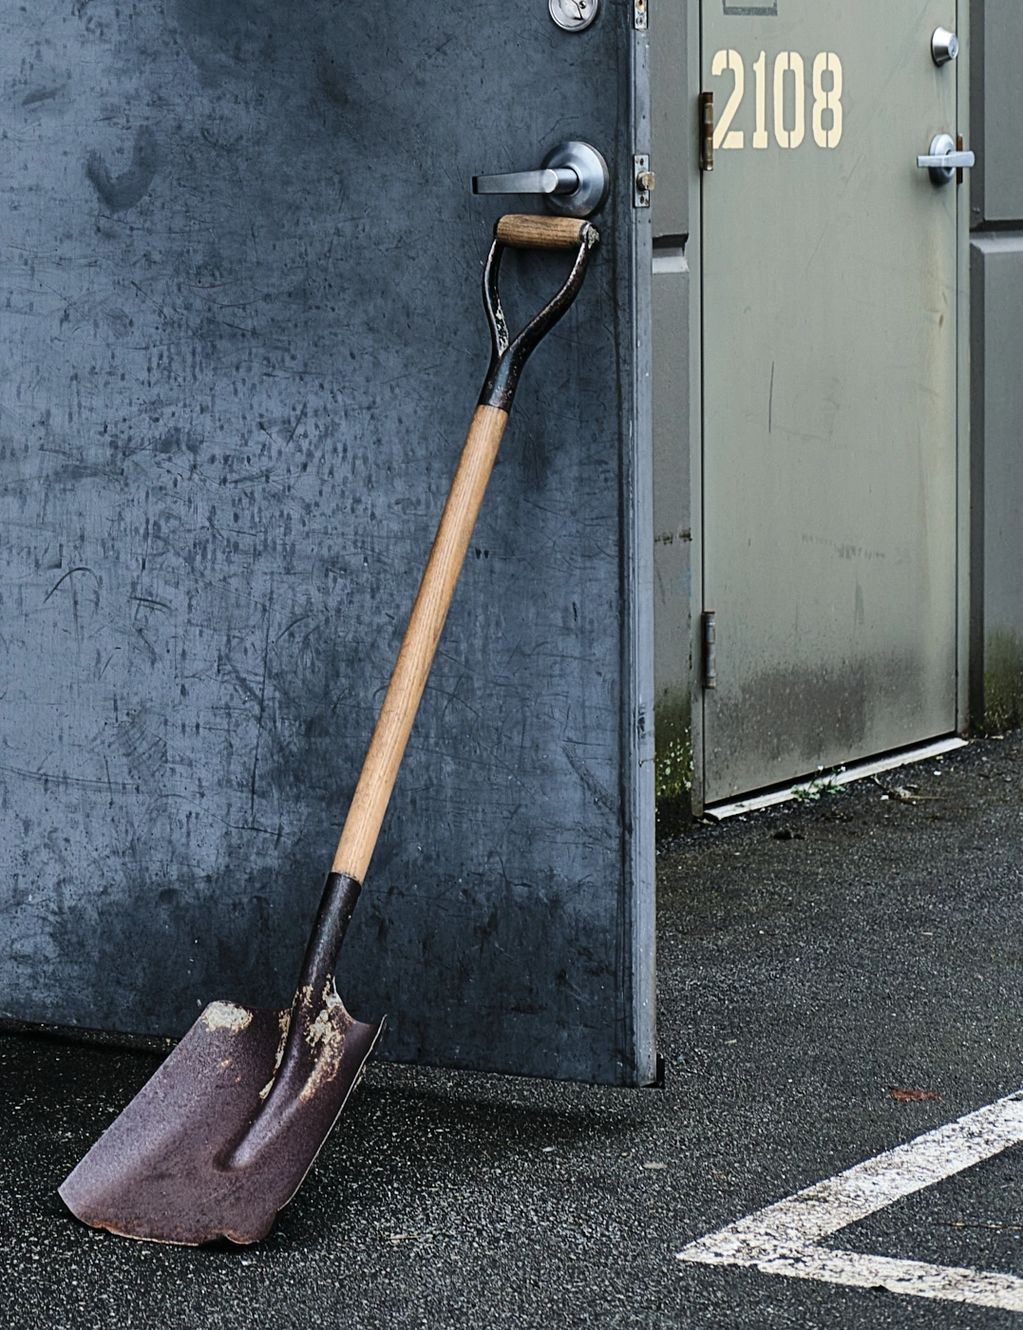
704 736 968 821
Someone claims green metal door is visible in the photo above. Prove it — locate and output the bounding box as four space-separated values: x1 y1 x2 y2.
700 0 963 802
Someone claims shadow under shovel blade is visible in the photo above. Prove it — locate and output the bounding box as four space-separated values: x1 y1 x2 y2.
58 996 385 1246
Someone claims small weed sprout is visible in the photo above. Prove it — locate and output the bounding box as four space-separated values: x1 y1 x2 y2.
791 768 847 803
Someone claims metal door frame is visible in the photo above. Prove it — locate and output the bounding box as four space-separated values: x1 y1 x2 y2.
627 14 658 1085
688 0 972 815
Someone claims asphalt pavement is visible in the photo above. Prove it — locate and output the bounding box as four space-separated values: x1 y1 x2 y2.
2 733 1021 1328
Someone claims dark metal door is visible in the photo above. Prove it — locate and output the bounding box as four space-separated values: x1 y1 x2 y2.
0 2 654 1085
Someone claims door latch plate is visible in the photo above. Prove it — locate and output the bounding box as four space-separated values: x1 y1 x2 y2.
634 155 654 208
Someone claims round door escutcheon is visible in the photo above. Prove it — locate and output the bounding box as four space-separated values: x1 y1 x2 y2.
931 26 960 66
543 140 609 217
549 0 599 33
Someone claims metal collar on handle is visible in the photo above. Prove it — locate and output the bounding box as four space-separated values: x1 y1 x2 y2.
478 220 600 412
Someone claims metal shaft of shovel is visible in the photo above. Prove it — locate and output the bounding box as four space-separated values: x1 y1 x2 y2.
58 213 600 1245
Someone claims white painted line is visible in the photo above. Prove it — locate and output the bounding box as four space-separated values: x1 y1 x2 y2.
710 1245 1023 1314
705 736 968 821
677 1089 1023 1312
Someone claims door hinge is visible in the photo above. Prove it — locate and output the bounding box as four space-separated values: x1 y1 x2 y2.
634 0 648 30
700 92 715 172
633 155 654 208
701 611 718 689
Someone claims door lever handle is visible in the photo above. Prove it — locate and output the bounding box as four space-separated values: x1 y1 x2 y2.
472 140 609 218
473 167 579 197
917 133 975 185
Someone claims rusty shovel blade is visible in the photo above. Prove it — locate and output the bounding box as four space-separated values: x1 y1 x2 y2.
59 872 385 1245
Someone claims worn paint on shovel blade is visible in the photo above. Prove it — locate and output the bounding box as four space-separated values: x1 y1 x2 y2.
59 997 384 1245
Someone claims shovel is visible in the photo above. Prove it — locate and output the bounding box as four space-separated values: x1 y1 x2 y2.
58 213 600 1245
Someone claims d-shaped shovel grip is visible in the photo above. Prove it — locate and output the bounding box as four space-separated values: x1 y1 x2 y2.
480 215 600 412
331 214 599 884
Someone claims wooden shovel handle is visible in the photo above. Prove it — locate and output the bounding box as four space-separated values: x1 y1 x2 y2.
332 404 510 883
495 214 592 250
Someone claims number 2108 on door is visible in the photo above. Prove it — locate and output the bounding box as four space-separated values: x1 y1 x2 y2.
711 50 844 151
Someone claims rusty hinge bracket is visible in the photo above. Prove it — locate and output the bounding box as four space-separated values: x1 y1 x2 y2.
701 611 718 689
634 0 648 30
633 155 654 208
700 92 715 172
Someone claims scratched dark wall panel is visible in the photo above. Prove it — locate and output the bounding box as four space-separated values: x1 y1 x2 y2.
0 2 652 1083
